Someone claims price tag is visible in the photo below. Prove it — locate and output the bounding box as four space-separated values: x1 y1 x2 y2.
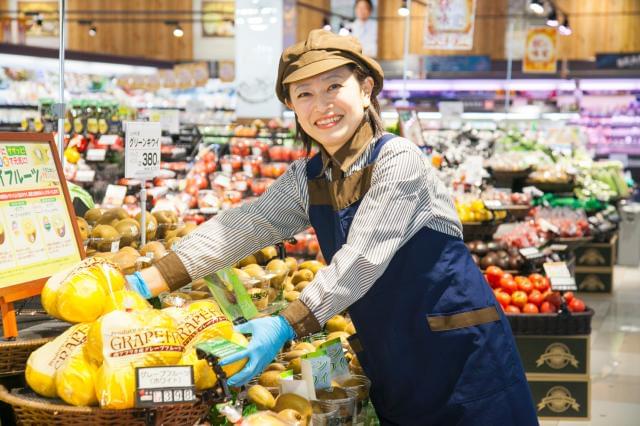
86 148 107 162
519 247 544 260
149 109 180 134
74 169 96 182
438 101 464 121
549 244 568 252
125 121 162 180
544 261 577 291
102 184 127 207
483 200 504 210
99 134 119 145
135 366 196 407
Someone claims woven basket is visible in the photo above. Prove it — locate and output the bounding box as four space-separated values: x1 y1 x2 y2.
552 236 593 250
462 221 502 242
507 308 594 336
0 338 53 378
0 385 209 426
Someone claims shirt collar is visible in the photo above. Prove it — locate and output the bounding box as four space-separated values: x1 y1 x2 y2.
318 120 374 174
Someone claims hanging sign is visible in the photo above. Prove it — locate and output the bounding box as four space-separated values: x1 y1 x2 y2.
424 0 477 50
124 122 161 180
0 132 85 338
523 27 557 74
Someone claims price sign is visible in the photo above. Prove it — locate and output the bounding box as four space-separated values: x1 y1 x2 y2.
543 261 577 292
74 169 96 182
86 148 106 162
98 135 119 146
102 184 127 207
125 121 161 180
519 247 544 260
149 109 180 135
483 200 504 210
538 218 560 235
135 366 196 407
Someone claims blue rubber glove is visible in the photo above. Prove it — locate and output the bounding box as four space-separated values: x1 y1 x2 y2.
219 316 295 387
125 271 152 299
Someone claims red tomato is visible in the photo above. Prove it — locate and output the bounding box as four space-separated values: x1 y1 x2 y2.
505 305 521 314
307 238 320 256
515 277 534 294
564 291 575 303
540 301 557 313
204 161 216 174
545 291 563 308
568 298 586 313
485 266 504 288
511 291 528 308
533 277 550 293
496 292 511 308
528 273 545 285
528 290 544 306
523 303 539 314
500 278 518 295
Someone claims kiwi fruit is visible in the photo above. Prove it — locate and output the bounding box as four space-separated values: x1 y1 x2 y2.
294 281 310 292
84 208 104 225
247 385 276 410
315 387 349 401
475 242 489 256
242 264 266 279
291 269 313 285
287 358 302 374
282 350 308 361
90 224 120 252
139 241 168 261
273 394 312 421
298 260 324 275
325 331 350 346
278 409 304 424
176 222 197 237
326 315 347 333
237 254 258 267
265 363 286 372
258 370 282 388
115 218 141 247
119 246 140 257
165 236 181 249
135 212 158 241
111 250 138 275
97 208 129 227
284 291 300 302
284 257 298 275
256 246 278 264
152 210 178 225
293 342 316 352
345 322 356 335
76 217 90 241
266 259 288 287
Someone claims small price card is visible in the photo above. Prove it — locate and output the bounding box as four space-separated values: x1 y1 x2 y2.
125 121 161 180
135 365 196 407
544 261 577 292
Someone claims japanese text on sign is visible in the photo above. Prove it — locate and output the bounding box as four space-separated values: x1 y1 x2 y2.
124 121 161 180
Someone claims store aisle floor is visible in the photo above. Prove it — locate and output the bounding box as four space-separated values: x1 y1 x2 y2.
540 265 640 426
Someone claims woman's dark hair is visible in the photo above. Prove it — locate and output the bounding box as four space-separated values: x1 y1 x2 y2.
286 63 385 155
355 0 373 12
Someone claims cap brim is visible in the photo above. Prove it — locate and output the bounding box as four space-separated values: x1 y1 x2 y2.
282 57 355 85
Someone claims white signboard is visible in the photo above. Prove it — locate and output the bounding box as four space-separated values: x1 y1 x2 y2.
149 109 180 134
235 0 283 118
125 121 161 180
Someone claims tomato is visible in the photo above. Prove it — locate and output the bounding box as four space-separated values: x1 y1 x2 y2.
568 298 586 313
523 303 539 314
496 292 511 308
545 291 562 308
485 266 504 288
533 277 550 293
540 301 557 313
528 273 545 285
511 291 528 308
500 278 518 295
528 290 544 306
515 277 534 294
505 305 521 314
564 291 575 303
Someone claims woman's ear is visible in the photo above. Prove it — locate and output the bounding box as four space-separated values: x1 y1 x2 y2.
361 76 374 108
284 99 294 111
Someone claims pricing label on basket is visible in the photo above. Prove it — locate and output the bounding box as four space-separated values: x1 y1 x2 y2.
538 219 560 234
135 365 196 407
483 200 504 210
544 261 577 291
125 121 161 180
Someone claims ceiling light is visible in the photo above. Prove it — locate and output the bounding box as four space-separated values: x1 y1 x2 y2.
546 8 558 27
322 18 331 31
88 25 97 36
173 23 184 38
529 0 544 15
338 21 350 36
398 0 410 16
559 17 572 35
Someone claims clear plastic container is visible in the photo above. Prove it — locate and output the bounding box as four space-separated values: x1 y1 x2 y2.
231 172 250 192
89 236 121 253
242 155 263 177
312 388 357 426
250 178 274 196
197 190 222 209
220 154 243 174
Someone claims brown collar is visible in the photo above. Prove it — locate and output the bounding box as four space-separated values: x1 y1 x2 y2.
318 120 374 175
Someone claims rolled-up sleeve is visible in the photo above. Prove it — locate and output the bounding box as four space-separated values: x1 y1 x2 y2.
155 160 311 290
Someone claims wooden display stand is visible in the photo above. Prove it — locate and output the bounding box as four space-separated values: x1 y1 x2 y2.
574 233 618 293
0 133 85 339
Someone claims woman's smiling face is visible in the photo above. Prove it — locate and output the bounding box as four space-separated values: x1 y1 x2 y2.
287 65 373 155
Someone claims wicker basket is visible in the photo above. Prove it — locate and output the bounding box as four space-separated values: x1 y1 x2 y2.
462 221 502 242
0 385 209 426
552 236 593 250
0 338 53 378
507 308 594 336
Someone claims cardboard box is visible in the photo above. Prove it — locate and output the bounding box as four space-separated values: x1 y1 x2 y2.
575 234 618 267
575 267 614 293
527 375 590 421
516 336 589 376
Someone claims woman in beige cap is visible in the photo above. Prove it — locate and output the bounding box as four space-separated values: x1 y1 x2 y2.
127 30 537 425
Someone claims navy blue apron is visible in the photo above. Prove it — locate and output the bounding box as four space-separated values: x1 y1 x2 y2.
306 134 538 425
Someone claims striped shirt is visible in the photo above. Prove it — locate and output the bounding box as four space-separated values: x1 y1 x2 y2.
174 136 462 326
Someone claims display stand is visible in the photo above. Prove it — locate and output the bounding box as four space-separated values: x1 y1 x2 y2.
0 133 85 340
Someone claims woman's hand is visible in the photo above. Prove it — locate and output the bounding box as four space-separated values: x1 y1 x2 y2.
219 316 296 387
